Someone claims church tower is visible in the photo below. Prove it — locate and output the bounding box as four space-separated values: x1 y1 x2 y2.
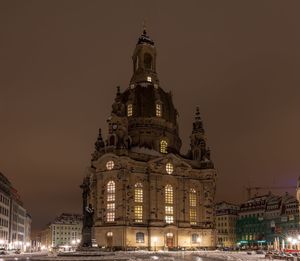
130 29 159 85
189 107 213 168
81 28 217 250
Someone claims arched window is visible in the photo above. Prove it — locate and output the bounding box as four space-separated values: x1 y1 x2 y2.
160 140 168 154
136 232 144 243
144 53 153 70
134 183 143 223
165 185 174 224
106 181 115 222
134 183 143 203
166 162 174 175
127 104 133 117
189 188 197 225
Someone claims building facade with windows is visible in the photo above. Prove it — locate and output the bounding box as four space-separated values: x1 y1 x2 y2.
236 192 299 248
81 29 217 250
41 213 82 249
215 202 239 248
0 172 31 250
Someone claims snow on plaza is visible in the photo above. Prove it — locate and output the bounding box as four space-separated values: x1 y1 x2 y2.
0 251 283 261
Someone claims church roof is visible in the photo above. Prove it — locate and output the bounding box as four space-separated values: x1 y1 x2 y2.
137 29 154 46
121 85 177 125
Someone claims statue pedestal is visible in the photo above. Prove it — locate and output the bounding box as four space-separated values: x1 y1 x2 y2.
81 227 92 247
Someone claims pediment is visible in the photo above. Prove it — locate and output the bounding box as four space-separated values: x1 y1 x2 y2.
148 153 192 175
93 153 121 171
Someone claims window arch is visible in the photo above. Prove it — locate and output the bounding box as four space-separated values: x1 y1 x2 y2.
189 188 197 225
134 183 143 223
106 181 115 222
134 183 143 203
160 140 168 154
165 185 174 224
144 53 153 70
136 232 144 243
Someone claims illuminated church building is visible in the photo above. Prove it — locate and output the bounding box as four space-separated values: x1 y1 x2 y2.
81 29 217 250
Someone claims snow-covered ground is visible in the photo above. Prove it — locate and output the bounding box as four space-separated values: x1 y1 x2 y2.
0 251 283 261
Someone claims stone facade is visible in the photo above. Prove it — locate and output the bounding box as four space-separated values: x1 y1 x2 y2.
81 29 217 250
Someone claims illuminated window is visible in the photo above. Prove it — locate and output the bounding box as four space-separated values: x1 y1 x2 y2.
106 160 114 170
106 181 115 222
166 163 174 175
156 103 162 117
165 184 174 224
134 183 143 203
165 185 173 204
136 232 144 243
160 140 168 154
190 209 197 225
107 232 113 237
189 188 197 225
134 205 143 223
134 183 143 222
165 206 173 215
189 189 196 207
107 203 115 210
107 181 115 194
165 216 174 224
107 212 115 222
147 76 152 82
127 104 133 117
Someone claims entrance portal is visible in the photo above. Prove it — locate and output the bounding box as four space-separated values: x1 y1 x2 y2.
106 232 113 248
166 232 174 248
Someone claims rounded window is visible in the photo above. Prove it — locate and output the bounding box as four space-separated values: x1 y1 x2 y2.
106 161 114 170
144 53 153 70
166 163 174 174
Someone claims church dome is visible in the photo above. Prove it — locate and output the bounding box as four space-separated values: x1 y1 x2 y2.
108 30 182 155
120 85 177 124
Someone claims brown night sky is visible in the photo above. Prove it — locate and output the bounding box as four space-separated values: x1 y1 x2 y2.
1 1 300 230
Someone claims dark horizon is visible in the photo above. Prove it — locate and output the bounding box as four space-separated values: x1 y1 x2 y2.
1 0 300 231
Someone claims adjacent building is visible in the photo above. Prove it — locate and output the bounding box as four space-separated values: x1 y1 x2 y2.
0 172 31 250
215 202 239 248
236 192 299 248
0 173 11 248
81 29 217 250
41 213 82 249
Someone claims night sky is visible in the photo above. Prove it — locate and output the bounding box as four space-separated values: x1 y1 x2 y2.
1 1 300 231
